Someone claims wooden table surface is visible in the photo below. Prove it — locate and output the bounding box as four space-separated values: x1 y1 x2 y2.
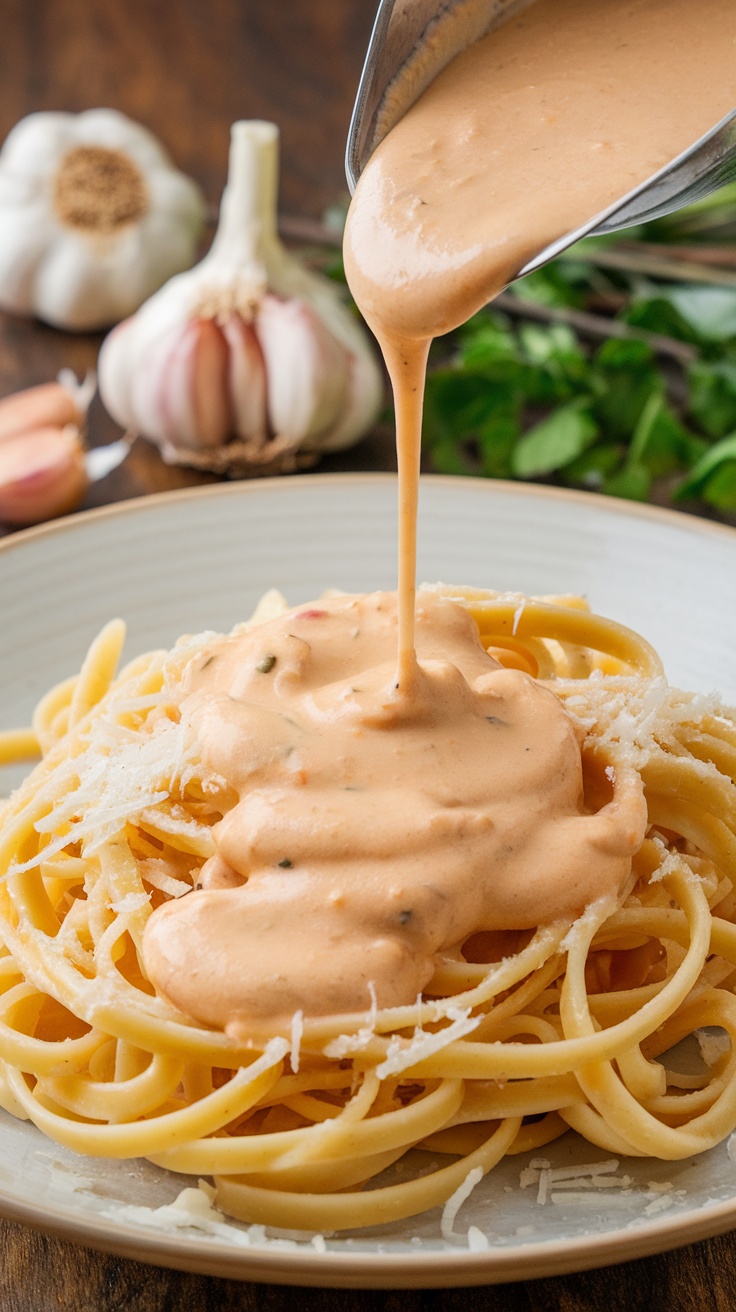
0 2 735 1308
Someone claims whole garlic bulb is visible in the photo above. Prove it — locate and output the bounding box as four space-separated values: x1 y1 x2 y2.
0 109 206 331
98 120 384 474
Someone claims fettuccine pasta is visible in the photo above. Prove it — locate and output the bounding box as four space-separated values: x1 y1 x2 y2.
0 586 735 1234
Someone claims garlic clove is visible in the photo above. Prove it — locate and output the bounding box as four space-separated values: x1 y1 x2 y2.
134 318 200 451
318 347 387 453
190 318 233 449
221 314 267 442
97 318 138 431
134 322 189 448
33 227 163 333
0 112 70 179
152 320 202 450
0 380 86 444
122 315 232 454
32 231 118 332
0 208 52 315
256 293 349 444
0 425 88 525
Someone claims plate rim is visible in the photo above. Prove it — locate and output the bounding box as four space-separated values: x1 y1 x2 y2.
2 471 736 1286
2 1158 736 1288
1 471 736 562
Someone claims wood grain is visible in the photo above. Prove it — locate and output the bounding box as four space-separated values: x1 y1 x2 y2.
1 1217 736 1311
0 0 377 216
0 0 735 1306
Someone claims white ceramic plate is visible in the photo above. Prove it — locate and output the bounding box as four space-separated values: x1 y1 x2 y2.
1 475 736 1288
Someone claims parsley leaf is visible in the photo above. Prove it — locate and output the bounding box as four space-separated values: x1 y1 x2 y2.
512 399 599 477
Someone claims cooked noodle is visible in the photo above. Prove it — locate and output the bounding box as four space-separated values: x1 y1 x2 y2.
0 586 735 1233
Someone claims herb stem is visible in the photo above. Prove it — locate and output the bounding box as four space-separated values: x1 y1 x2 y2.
559 244 736 289
495 292 698 364
620 240 736 270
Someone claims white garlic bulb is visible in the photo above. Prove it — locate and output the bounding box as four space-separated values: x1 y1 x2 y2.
0 109 206 331
98 121 384 473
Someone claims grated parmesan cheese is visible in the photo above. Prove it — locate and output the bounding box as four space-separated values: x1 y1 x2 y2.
519 1156 687 1217
109 892 150 915
440 1166 484 1241
9 713 199 877
550 1175 633 1190
467 1225 490 1251
323 981 379 1059
290 1009 304 1074
550 1192 633 1207
375 1008 480 1080
140 858 192 899
100 1162 330 1251
103 1181 256 1245
138 803 213 844
696 1028 731 1068
643 1192 688 1216
560 899 617 954
234 1037 290 1088
560 674 730 778
547 1160 620 1182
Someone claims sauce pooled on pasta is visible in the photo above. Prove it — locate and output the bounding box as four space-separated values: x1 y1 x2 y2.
143 591 645 1028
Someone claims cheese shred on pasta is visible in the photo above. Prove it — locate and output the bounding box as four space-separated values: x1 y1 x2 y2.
0 587 735 1234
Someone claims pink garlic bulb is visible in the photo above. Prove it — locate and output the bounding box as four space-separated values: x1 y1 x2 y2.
98 121 384 473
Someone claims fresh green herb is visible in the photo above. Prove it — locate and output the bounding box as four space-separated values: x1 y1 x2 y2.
512 398 599 478
256 654 277 674
688 361 736 439
417 190 736 516
675 433 736 508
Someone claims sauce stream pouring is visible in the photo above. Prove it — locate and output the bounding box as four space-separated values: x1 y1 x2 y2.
343 0 736 664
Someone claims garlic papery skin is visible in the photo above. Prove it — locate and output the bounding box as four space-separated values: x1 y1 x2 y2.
0 425 88 526
98 120 384 474
0 109 206 331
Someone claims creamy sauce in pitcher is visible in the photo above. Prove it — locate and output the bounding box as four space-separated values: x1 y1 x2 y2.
143 0 735 1029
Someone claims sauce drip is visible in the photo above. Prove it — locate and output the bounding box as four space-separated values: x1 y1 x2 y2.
143 592 645 1027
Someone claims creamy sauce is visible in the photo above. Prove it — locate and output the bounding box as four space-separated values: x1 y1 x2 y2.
143 592 645 1028
143 0 734 1029
344 0 736 658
